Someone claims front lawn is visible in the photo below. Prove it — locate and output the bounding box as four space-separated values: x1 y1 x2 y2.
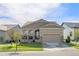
67 42 79 49
0 42 43 52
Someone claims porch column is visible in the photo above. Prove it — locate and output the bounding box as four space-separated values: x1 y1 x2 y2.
33 30 35 41
27 31 29 42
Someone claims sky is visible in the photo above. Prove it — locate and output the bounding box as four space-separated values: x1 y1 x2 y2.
0 3 79 26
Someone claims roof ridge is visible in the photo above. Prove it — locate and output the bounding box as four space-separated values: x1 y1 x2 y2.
40 21 62 28
22 19 48 27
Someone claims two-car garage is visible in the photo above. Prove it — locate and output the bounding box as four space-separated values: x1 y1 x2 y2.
40 28 63 47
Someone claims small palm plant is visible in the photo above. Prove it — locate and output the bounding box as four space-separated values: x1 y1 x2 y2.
66 36 71 43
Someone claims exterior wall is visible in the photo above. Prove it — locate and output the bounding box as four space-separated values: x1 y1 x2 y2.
0 31 12 43
40 28 63 36
22 28 36 36
22 27 41 42
4 32 11 42
63 24 74 40
23 28 63 43
23 27 41 38
0 31 5 43
40 28 63 44
22 27 63 44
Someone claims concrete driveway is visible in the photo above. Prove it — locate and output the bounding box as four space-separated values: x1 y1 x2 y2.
43 43 69 51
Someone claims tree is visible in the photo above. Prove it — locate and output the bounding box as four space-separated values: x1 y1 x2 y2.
13 31 22 52
74 29 79 44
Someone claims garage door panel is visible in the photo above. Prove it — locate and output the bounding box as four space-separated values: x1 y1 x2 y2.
43 34 60 43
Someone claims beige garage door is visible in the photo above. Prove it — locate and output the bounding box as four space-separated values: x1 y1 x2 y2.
42 34 60 43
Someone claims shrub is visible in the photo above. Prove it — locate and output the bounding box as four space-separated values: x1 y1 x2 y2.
66 36 71 43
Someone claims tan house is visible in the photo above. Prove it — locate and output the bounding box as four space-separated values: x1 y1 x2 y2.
0 24 22 43
22 19 63 46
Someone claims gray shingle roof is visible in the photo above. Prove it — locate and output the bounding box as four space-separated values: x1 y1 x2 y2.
22 19 48 28
22 19 63 28
41 22 63 28
62 22 79 28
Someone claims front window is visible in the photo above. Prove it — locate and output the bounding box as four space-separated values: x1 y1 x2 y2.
28 30 33 40
22 35 27 39
29 30 33 36
29 36 33 39
35 29 40 39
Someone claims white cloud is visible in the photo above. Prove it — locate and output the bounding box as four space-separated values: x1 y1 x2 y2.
0 3 61 26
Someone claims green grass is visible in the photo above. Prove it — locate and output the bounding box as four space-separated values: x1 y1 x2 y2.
67 42 79 49
72 42 79 49
0 42 43 52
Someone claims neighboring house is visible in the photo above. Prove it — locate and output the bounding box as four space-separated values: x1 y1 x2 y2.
22 19 63 46
0 24 22 43
62 22 79 41
0 30 6 43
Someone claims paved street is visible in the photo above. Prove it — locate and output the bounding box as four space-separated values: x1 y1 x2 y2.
0 47 79 56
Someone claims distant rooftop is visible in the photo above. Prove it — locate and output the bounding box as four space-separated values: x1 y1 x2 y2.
62 22 79 28
0 24 19 31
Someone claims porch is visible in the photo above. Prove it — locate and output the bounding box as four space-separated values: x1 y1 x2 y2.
22 29 42 43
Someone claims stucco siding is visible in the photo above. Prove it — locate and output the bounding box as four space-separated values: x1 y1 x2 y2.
0 31 12 43
0 31 5 43
63 24 74 40
4 32 11 41
40 28 63 36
